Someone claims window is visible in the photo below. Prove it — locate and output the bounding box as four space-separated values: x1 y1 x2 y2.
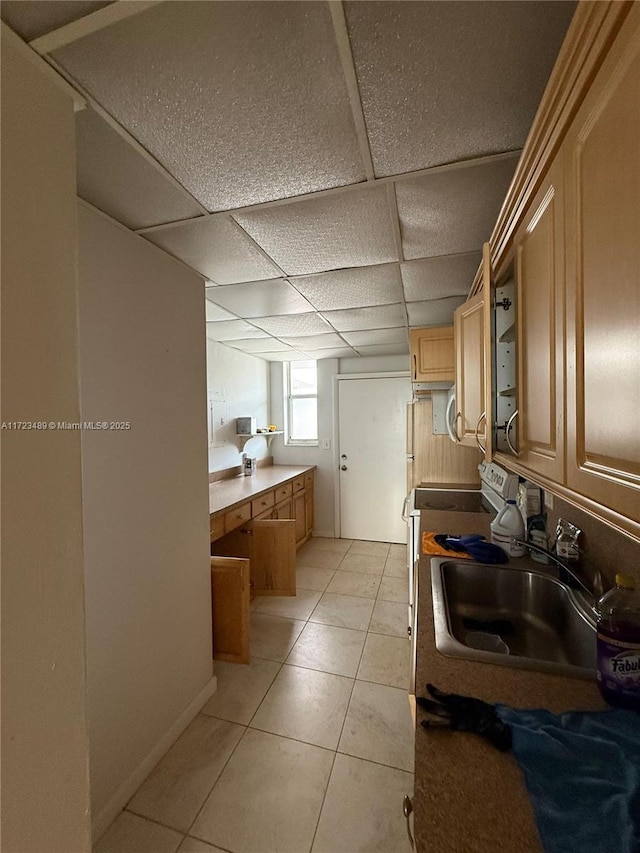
284 360 318 445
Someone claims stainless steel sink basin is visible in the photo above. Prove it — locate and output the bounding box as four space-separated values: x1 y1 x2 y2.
431 558 597 678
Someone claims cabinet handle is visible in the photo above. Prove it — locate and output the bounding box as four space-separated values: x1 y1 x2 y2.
403 795 415 849
413 354 417 381
506 409 519 456
475 411 487 455
453 411 462 443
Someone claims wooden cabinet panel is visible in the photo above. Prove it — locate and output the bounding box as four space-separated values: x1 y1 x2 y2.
454 292 485 449
294 491 306 545
274 483 293 502
253 519 296 596
211 557 249 664
251 490 274 516
210 514 225 542
410 326 454 383
563 7 640 534
514 157 565 482
292 476 305 493
304 472 314 489
223 502 252 534
274 496 293 520
304 488 314 537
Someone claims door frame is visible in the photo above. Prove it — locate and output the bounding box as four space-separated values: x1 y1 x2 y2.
333 371 411 539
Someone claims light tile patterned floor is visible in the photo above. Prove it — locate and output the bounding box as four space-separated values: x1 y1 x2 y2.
95 538 414 853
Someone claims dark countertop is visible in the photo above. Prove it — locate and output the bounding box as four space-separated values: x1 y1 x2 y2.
413 511 606 852
209 464 315 516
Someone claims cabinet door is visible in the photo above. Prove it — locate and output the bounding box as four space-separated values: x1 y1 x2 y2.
454 292 485 450
563 6 640 535
252 519 297 596
294 491 306 545
514 156 565 483
304 488 314 537
211 557 250 664
410 327 454 383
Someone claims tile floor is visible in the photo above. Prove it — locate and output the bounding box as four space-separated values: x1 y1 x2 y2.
95 538 415 853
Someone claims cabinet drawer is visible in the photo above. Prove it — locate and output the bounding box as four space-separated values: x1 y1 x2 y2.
304 472 314 489
210 515 225 541
292 476 305 493
252 490 275 515
224 502 251 534
274 483 292 502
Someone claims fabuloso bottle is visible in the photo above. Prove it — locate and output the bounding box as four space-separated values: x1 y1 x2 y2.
596 573 640 710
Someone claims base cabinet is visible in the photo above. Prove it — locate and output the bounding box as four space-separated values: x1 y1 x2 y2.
210 557 250 664
213 518 297 597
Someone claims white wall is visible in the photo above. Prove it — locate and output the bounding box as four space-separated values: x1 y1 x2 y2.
77 206 215 835
207 338 270 472
0 29 91 853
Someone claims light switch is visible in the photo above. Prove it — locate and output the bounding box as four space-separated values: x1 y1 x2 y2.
322 438 331 450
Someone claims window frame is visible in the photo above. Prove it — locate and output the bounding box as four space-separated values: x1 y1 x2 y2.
284 360 318 446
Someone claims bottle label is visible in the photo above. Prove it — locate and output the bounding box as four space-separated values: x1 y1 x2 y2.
597 632 640 698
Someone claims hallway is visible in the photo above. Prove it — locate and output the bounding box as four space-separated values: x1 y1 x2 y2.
95 537 415 853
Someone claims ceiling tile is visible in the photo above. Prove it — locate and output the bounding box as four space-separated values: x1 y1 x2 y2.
406 297 467 328
281 333 346 350
301 347 357 360
144 217 281 284
0 1 112 41
396 158 518 259
354 343 410 357
321 303 406 332
251 313 332 337
344 0 576 177
204 280 314 319
291 263 402 311
53 1 364 211
76 108 204 229
205 299 237 323
253 350 308 362
401 253 481 302
226 338 287 354
341 328 408 346
206 320 267 341
234 185 398 275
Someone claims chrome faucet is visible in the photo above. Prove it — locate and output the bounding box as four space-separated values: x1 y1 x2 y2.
513 538 611 605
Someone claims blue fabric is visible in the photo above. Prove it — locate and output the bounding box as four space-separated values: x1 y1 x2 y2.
495 705 640 853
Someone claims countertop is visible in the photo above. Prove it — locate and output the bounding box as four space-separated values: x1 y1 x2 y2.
413 510 606 853
209 464 315 516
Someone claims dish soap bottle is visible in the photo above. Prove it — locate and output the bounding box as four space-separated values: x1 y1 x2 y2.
490 499 525 557
597 574 640 710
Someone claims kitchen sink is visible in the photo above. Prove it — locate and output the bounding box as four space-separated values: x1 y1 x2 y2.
431 558 597 679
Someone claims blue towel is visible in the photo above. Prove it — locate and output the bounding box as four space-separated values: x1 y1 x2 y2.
495 705 640 853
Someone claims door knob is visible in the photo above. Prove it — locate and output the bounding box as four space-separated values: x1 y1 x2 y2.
340 464 348 471
341 454 347 459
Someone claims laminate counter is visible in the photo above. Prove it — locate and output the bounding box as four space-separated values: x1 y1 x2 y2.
209 464 315 516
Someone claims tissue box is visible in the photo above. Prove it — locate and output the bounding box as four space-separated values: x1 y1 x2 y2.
518 481 541 523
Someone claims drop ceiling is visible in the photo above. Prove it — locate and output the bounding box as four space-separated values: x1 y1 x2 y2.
2 0 577 361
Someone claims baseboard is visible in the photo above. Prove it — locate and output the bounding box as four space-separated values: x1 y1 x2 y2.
311 529 337 539
91 674 218 843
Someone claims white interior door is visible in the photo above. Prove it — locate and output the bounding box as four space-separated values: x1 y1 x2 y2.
338 376 411 543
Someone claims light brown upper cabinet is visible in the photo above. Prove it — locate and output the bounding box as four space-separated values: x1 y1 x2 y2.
410 326 455 383
510 156 565 483
562 4 640 534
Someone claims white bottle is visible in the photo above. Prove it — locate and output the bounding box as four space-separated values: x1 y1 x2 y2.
490 499 526 557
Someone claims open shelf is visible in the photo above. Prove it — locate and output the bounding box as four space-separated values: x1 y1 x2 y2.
236 431 283 449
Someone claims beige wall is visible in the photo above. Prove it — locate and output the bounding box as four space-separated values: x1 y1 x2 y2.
77 206 215 835
206 337 270 472
0 29 91 853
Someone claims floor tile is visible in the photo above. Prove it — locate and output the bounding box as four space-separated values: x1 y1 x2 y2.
178 838 227 853
348 540 391 558
295 564 336 592
369 600 410 639
388 543 406 559
357 633 411 689
191 729 333 853
252 589 322 621
94 811 183 853
250 664 353 749
383 557 408 579
127 715 244 833
311 754 414 853
309 592 374 631
296 545 345 570
202 658 281 725
378 575 409 603
286 621 366 677
249 613 305 662
339 681 415 772
338 552 386 576
307 536 353 553
325 570 380 599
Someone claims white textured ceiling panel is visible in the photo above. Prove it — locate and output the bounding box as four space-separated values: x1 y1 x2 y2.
396 158 518 260
206 320 268 342
0 1 112 40
253 350 307 362
341 328 408 346
291 263 402 311
281 333 346 350
144 217 281 285
53 1 364 211
401 252 481 302
251 313 332 337
354 343 410 357
301 347 357 360
205 280 314 320
344 0 576 177
205 300 237 323
407 297 467 328
234 185 398 276
76 108 204 229
226 338 288 354
321 303 406 332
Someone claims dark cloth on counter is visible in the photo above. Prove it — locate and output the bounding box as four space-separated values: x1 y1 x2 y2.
495 704 640 853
